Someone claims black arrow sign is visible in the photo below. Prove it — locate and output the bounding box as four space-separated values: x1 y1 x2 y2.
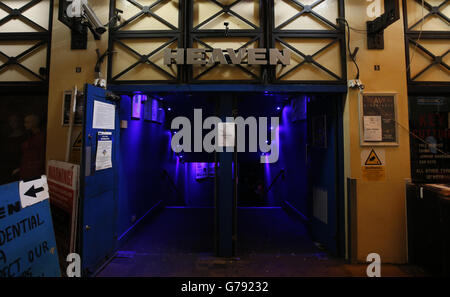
24 185 44 198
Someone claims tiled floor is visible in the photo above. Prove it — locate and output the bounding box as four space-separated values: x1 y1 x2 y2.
97 207 427 277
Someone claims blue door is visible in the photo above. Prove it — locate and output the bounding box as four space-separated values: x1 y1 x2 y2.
79 84 120 275
307 95 344 256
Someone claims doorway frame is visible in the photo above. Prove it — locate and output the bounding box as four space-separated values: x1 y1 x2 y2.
103 83 347 258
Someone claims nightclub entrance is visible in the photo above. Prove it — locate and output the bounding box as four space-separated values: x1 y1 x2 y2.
78 85 345 276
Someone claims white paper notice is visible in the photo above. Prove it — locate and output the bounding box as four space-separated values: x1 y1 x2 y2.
218 122 236 147
95 132 113 171
363 116 382 141
93 100 115 130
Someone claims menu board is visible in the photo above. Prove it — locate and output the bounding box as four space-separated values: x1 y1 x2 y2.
360 93 398 146
409 96 450 184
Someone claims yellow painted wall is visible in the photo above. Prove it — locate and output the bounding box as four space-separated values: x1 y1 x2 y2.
344 0 411 264
46 0 110 163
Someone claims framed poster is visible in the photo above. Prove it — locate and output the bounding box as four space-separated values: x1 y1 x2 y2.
62 90 84 126
359 93 399 146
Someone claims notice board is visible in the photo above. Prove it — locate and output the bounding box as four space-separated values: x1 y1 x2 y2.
360 93 398 146
0 180 60 277
409 96 450 184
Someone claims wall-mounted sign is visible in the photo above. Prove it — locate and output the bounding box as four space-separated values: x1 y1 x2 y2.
359 93 398 146
195 163 216 180
164 48 291 66
62 91 84 126
361 148 386 182
409 96 450 184
95 132 113 171
92 100 115 130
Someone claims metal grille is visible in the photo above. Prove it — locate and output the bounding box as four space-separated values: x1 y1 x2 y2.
108 0 184 84
0 0 53 87
107 0 347 85
403 0 450 89
270 0 346 84
187 0 264 83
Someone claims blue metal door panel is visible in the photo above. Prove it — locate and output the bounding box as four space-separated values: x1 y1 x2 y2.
307 96 339 255
80 84 119 275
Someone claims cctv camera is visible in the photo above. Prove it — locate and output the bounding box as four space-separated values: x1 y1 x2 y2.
66 0 106 35
82 3 106 35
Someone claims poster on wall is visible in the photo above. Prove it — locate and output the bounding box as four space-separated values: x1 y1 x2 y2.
93 100 115 129
62 91 84 126
360 93 398 146
195 163 209 180
409 96 450 184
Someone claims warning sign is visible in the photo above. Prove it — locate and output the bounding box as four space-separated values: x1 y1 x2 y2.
361 148 386 182
72 132 82 149
365 149 383 165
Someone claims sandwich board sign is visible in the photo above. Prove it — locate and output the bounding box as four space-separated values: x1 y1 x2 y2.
0 176 60 277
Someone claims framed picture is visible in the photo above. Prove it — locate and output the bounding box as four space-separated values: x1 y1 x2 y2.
62 90 84 126
359 92 399 146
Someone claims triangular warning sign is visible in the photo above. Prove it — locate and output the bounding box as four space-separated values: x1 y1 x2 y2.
72 132 82 148
365 149 382 166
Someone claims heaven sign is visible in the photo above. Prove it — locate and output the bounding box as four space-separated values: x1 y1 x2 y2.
163 48 291 66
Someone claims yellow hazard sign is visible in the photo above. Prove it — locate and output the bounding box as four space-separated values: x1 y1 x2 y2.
361 148 386 182
365 149 383 166
72 132 82 149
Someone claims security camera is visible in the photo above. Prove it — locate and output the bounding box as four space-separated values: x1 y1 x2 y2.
81 3 107 35
66 0 106 36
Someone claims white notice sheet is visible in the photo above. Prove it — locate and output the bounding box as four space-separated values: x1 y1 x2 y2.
363 116 382 141
93 100 115 130
95 131 113 171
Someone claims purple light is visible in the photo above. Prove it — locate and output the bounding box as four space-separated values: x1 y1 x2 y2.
167 107 172 111
276 106 281 111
